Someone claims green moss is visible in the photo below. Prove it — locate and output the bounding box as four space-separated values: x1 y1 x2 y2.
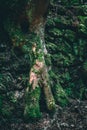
24 87 42 119
45 54 51 66
54 84 69 107
47 99 56 111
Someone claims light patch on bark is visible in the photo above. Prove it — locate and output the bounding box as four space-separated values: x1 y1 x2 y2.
29 59 44 90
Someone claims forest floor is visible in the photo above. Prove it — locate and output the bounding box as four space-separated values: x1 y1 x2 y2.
0 99 87 130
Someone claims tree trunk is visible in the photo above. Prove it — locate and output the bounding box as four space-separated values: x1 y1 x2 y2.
24 0 56 118
4 0 55 119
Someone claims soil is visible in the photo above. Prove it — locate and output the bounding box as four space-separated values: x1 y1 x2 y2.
0 100 87 130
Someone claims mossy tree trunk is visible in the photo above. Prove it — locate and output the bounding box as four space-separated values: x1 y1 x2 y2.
24 0 55 119
4 0 55 119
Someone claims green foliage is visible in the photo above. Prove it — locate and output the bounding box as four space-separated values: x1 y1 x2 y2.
46 1 87 103
83 61 87 71
56 0 83 6
2 105 12 118
53 84 69 106
0 95 2 113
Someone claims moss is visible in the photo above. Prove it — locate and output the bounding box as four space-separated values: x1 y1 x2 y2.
45 54 51 66
24 87 42 119
47 99 56 111
54 84 69 107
